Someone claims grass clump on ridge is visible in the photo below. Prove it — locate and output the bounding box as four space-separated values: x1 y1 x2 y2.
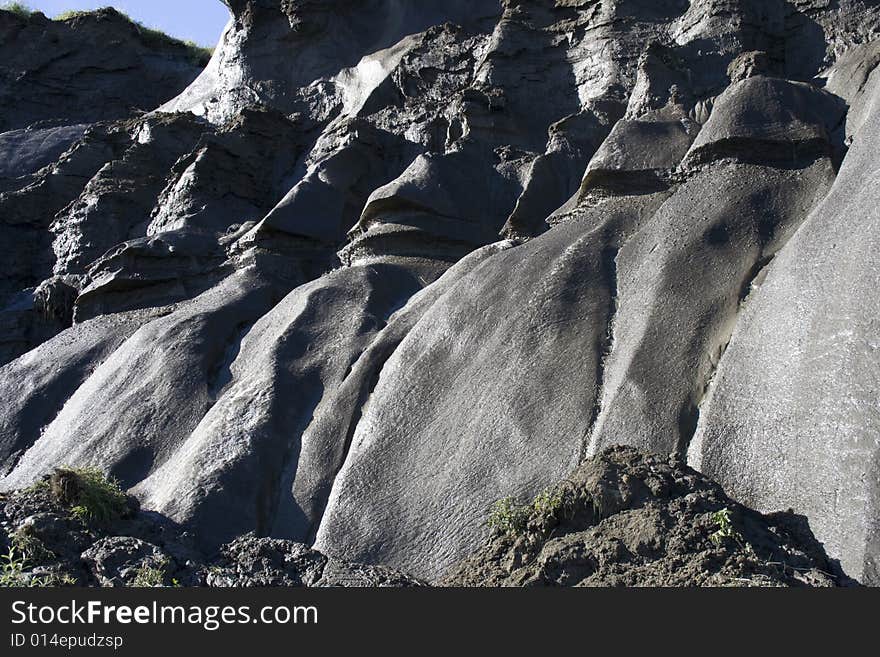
133 22 214 66
2 4 212 66
487 497 531 537
131 561 166 588
55 9 95 21
55 6 213 66
49 466 130 526
1 2 32 17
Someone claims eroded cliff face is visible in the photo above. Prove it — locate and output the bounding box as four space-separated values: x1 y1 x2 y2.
2 0 880 584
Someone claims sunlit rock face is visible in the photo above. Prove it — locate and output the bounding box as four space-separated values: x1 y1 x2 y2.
2 0 880 584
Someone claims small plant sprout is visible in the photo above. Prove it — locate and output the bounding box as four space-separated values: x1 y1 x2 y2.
0 548 28 587
709 507 749 551
532 489 565 518
0 548 62 587
487 497 530 537
710 508 734 543
488 487 570 539
131 559 170 588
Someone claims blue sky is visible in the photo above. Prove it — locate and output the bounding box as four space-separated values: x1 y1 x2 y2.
18 1 230 47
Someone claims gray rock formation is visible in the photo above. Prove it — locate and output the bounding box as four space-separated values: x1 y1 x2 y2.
0 8 208 132
0 7 210 366
688 47 880 585
2 0 880 586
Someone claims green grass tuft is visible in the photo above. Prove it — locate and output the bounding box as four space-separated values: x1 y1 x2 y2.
708 507 760 560
487 497 530 537
52 466 129 526
54 10 89 20
2 4 213 65
488 487 574 540
24 477 50 495
0 548 29 587
1 2 32 17
131 559 169 588
710 508 735 544
10 529 54 566
0 548 68 587
532 489 566 517
138 25 213 66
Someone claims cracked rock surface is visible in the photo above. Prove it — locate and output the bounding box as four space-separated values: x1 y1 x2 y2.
2 0 880 586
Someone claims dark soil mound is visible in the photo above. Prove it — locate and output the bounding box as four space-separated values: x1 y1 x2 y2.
442 447 845 587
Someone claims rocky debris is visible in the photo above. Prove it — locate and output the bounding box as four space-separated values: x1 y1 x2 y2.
443 447 843 587
2 0 880 587
81 537 172 587
1 453 842 588
0 7 208 132
206 537 424 587
0 468 419 587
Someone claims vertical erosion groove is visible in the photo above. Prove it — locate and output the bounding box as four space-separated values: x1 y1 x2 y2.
579 241 619 463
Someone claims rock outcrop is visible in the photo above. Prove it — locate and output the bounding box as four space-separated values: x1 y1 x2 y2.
0 468 421 587
0 8 208 133
444 447 842 587
0 8 210 365
2 0 880 586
